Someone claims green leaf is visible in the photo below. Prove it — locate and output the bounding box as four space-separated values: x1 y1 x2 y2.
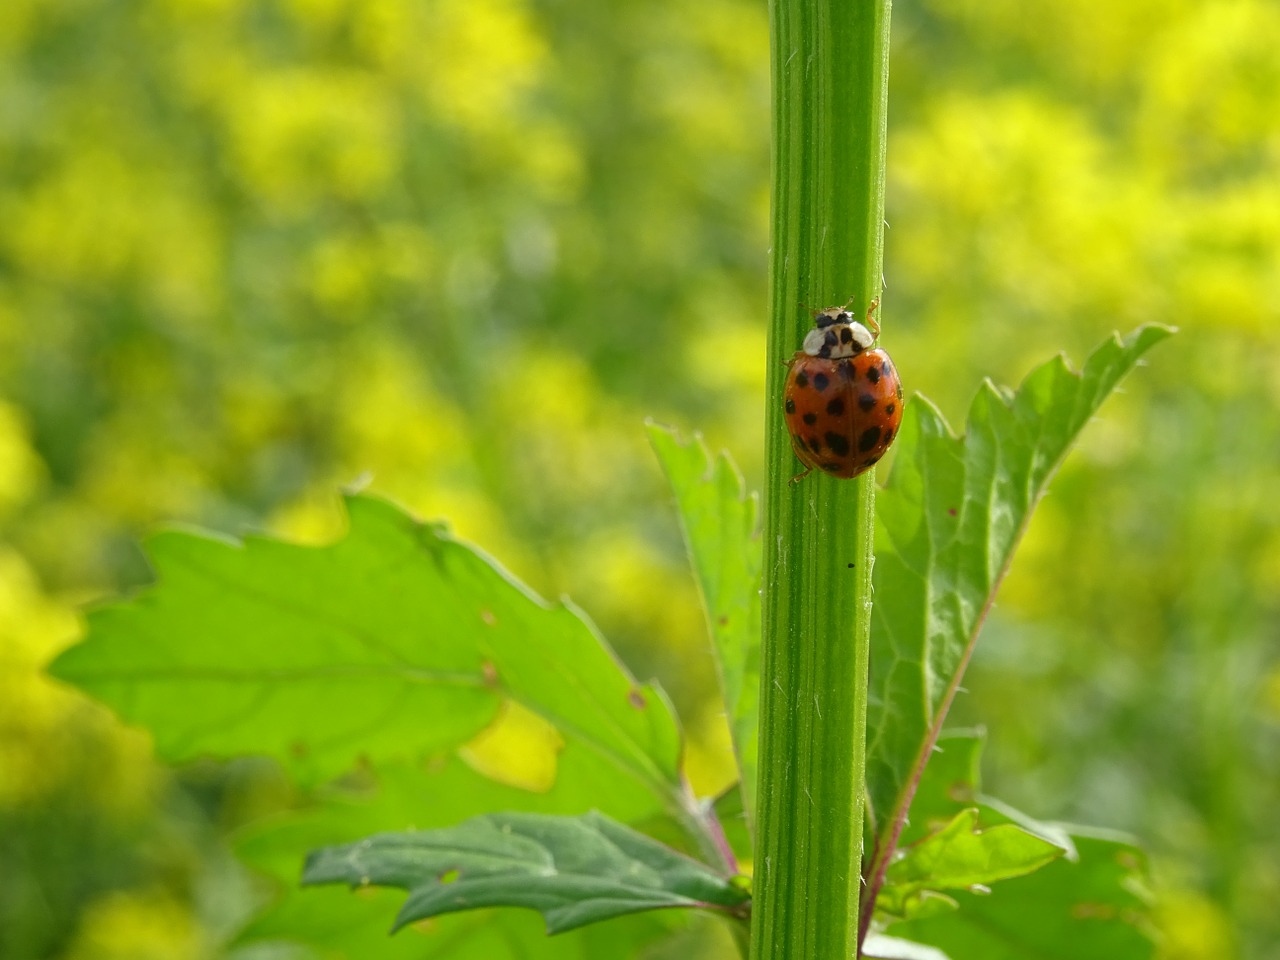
876 730 1154 957
900 730 1074 857
877 808 1065 918
881 890 960 924
866 325 1174 826
885 831 1154 960
301 811 751 935
51 495 683 807
235 759 680 959
895 730 984 847
647 423 761 821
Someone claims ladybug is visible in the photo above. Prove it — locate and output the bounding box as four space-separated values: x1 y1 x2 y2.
783 299 903 481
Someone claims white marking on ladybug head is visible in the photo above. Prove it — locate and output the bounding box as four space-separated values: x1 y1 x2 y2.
802 328 827 355
803 318 875 359
848 321 875 351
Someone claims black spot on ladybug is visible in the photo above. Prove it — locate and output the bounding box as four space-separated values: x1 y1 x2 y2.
882 428 894 444
840 327 853 344
807 436 822 453
824 330 838 349
838 361 857 381
785 398 796 414
858 426 882 452
896 381 904 400
821 462 842 473
861 455 881 468
866 365 881 385
885 403 895 415
803 412 817 425
858 394 876 412
825 432 851 457
812 372 830 392
795 371 809 388
826 397 845 415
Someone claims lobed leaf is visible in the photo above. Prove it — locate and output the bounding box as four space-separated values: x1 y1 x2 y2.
866 325 1174 826
302 810 750 935
647 423 761 822
893 729 1077 854
50 495 684 808
877 730 1154 958
236 763 680 958
877 808 1065 918
886 831 1154 960
234 754 685 957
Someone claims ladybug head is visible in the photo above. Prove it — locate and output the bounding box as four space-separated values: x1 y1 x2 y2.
814 306 855 329
803 309 875 359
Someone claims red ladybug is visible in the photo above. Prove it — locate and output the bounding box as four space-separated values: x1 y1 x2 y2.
783 300 904 480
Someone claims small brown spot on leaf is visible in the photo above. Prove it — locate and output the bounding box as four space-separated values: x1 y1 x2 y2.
628 689 648 709
1115 850 1141 871
480 609 497 626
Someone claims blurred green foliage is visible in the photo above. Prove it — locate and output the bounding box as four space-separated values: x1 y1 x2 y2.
1 0 1277 957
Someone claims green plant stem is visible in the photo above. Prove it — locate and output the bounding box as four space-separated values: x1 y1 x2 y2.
751 0 892 958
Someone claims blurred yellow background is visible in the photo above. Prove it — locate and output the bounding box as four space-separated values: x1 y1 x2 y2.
1 0 1277 956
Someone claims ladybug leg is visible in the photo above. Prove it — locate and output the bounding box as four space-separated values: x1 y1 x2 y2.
785 435 813 484
864 297 882 338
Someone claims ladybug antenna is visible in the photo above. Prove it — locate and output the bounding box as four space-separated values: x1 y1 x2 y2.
863 297 882 338
803 299 853 331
